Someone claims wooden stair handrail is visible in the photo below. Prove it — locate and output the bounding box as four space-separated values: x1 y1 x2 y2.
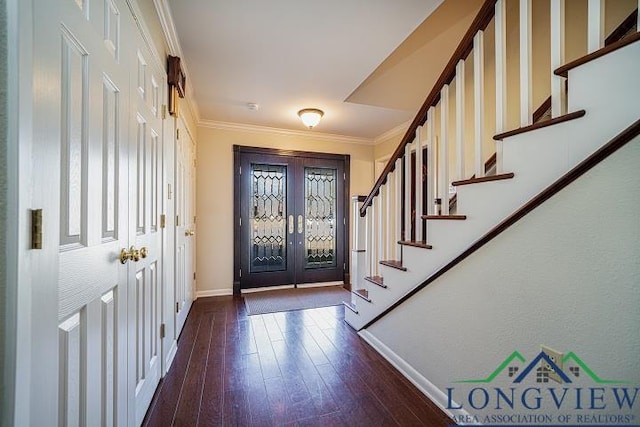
359 0 497 217
360 118 640 331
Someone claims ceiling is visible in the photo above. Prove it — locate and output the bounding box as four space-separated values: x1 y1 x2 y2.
166 0 481 140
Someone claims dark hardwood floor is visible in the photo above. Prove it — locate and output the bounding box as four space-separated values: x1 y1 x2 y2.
143 296 454 426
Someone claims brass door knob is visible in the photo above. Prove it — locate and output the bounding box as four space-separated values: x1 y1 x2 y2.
139 247 148 259
185 229 190 236
120 248 131 264
129 246 140 262
189 230 195 236
120 246 140 264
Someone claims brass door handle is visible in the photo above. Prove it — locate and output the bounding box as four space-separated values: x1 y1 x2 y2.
185 229 195 236
288 215 294 234
120 246 140 264
139 247 148 259
120 248 131 264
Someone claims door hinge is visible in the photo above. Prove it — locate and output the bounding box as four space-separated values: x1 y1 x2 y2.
343 172 346 180
343 217 346 225
160 323 166 339
193 272 196 280
343 263 346 270
239 166 242 175
160 214 166 229
176 302 179 313
239 217 242 227
239 269 242 278
176 215 180 226
193 215 196 224
161 105 167 120
168 183 172 200
176 128 180 139
31 209 43 249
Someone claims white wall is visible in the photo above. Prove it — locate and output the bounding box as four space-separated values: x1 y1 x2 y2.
367 135 640 422
195 125 375 295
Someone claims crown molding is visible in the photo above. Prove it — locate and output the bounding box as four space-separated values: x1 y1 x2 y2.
374 120 411 145
199 120 376 146
152 0 200 124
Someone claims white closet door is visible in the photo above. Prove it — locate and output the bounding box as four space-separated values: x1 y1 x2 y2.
174 118 194 335
32 0 131 424
125 21 165 427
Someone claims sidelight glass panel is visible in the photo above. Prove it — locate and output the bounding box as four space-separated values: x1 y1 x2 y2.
250 164 287 273
304 167 337 268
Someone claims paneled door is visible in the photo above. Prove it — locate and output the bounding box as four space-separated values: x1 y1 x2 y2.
127 20 165 426
234 147 349 292
30 0 165 424
32 0 133 424
174 118 195 335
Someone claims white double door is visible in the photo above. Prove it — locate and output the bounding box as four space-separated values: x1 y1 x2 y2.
31 0 168 424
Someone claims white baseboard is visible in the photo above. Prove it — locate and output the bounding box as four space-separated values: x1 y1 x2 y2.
164 339 177 375
358 330 477 425
196 288 233 298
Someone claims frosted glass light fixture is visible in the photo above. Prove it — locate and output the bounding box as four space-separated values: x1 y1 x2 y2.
298 108 324 129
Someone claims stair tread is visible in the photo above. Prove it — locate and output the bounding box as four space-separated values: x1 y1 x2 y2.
422 215 467 220
364 276 386 288
493 110 586 140
398 240 433 249
452 173 514 187
379 260 408 271
352 288 371 302
555 31 640 77
342 301 358 314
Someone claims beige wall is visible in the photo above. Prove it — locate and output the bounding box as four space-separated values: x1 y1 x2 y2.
196 126 374 294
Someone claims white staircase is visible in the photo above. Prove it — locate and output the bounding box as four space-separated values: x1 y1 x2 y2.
345 0 640 332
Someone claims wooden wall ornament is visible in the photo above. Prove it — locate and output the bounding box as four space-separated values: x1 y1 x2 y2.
167 55 186 116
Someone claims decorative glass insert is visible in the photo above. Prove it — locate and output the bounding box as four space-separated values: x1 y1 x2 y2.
250 164 287 273
304 167 337 268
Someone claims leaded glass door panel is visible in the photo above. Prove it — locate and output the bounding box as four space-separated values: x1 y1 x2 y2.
235 147 348 291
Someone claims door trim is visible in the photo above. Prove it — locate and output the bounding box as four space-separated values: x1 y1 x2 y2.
233 145 350 295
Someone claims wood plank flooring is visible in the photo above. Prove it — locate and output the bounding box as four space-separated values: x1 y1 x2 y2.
143 296 454 426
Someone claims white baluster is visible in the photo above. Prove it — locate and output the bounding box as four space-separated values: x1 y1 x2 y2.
426 107 436 216
587 0 604 53
376 192 384 269
638 0 640 32
440 85 450 215
404 143 411 241
474 31 485 178
495 0 507 174
386 173 393 258
456 59 465 182
394 158 402 258
415 126 423 242
551 0 567 118
367 203 374 277
351 196 366 293
520 0 532 127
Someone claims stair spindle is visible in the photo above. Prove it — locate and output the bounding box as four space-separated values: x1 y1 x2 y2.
474 31 485 178
394 158 402 259
386 172 394 258
426 107 436 216
495 0 507 174
551 0 567 119
455 60 465 182
376 191 383 274
404 143 411 240
588 0 605 53
439 85 450 215
520 0 533 127
415 126 424 241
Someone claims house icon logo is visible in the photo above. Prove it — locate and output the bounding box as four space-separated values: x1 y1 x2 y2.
454 350 628 385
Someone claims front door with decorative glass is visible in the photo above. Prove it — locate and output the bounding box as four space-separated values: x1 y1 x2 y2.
234 146 349 291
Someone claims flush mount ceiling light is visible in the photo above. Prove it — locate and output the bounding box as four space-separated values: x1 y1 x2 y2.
297 108 324 129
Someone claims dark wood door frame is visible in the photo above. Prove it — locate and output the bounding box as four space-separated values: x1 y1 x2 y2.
233 145 351 295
